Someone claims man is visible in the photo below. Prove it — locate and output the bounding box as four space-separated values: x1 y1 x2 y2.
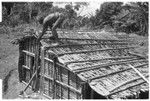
37 9 74 42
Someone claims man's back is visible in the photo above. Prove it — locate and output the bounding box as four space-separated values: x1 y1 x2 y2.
43 12 65 26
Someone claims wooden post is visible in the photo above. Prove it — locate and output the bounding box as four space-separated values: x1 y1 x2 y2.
60 66 63 99
81 82 87 99
26 38 30 82
28 38 31 78
40 46 45 95
18 41 24 82
33 40 40 92
30 39 34 86
50 52 57 99
68 71 70 99
90 89 94 99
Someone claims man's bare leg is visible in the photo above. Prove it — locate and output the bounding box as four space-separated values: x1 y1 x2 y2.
50 17 63 41
51 29 58 40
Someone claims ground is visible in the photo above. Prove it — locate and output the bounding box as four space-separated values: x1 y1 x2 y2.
0 25 148 99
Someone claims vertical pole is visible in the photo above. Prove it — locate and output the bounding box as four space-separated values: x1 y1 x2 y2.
81 82 86 99
27 38 30 82
18 41 24 82
90 89 94 99
30 39 34 86
52 60 55 99
68 71 70 99
31 39 35 89
28 38 31 78
51 53 57 99
33 39 40 92
60 67 62 99
40 46 45 95
25 39 28 82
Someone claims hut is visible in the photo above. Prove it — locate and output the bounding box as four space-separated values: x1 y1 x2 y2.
18 30 149 99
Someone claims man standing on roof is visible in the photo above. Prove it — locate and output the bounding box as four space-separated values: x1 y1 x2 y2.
37 9 75 42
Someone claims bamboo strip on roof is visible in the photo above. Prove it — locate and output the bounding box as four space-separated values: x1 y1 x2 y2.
81 62 149 82
128 65 149 83
59 56 136 65
109 76 148 93
109 80 148 97
45 42 128 48
56 47 135 56
72 59 147 72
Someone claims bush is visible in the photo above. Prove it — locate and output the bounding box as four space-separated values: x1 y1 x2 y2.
9 15 21 27
19 11 30 23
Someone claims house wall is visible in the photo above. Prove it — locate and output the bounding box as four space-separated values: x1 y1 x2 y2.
18 37 87 99
39 47 83 99
18 36 39 90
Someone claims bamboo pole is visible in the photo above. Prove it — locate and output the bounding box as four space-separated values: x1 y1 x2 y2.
46 42 128 48
81 82 87 99
18 41 24 82
22 50 35 57
108 81 147 96
26 39 30 82
73 59 147 73
109 75 149 93
56 37 123 42
88 63 148 81
28 38 31 80
128 64 149 83
22 65 30 70
24 40 27 82
68 71 70 99
129 52 148 59
33 40 40 92
65 56 136 65
52 54 57 99
57 47 135 56
39 47 45 95
30 39 34 86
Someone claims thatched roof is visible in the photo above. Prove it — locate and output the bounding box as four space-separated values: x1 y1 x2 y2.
20 30 149 99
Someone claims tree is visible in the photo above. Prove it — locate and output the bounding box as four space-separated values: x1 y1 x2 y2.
113 2 148 35
60 2 86 29
2 2 14 15
62 2 90 29
122 2 148 35
28 2 53 21
94 2 123 28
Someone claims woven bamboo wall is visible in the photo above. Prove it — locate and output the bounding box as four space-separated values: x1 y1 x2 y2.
19 36 38 86
39 48 83 99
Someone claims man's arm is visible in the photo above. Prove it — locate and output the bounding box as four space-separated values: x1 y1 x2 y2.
37 24 48 41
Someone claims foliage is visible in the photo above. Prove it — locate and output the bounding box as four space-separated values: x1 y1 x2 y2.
59 2 89 29
2 2 14 15
113 2 148 35
87 2 148 36
1 2 148 36
94 2 123 28
1 2 53 27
